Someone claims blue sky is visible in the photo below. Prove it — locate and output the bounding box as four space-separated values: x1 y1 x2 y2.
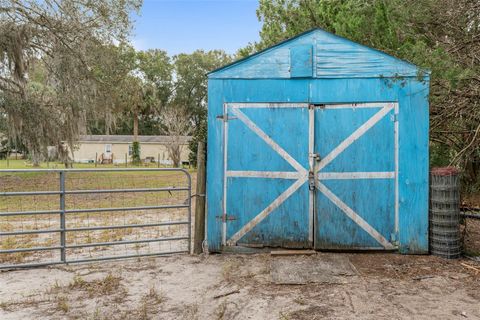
131 0 261 55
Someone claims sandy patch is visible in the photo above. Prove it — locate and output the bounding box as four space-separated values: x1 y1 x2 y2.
0 252 479 319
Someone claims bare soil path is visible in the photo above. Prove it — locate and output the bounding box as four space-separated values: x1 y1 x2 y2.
0 252 479 320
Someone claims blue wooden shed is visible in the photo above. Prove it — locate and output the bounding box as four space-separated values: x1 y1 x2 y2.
206 29 430 254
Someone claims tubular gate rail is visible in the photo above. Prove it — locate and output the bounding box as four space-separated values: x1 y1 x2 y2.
0 168 191 269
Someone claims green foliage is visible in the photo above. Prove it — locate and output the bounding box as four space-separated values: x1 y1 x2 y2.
188 119 207 167
248 0 480 189
430 143 453 168
0 0 142 164
131 141 141 165
171 50 231 162
86 49 231 164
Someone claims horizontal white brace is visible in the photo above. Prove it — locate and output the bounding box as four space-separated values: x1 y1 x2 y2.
226 171 305 180
318 102 395 109
317 172 395 180
226 103 309 109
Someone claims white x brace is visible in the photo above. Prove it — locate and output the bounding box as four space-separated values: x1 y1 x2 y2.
224 103 398 249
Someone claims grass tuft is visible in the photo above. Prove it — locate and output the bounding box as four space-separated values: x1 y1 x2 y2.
68 273 123 297
56 296 69 313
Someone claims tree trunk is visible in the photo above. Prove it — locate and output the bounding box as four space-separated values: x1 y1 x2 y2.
31 149 41 167
131 106 141 165
465 156 480 185
133 107 139 142
167 145 181 168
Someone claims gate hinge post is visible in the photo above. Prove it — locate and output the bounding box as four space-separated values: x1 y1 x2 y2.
59 171 66 263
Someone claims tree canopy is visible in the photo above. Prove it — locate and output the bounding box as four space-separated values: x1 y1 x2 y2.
0 0 142 164
241 0 480 186
85 49 231 164
0 1 230 166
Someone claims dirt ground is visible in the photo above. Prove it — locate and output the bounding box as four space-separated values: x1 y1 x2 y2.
1 170 479 319
0 250 479 320
465 217 480 256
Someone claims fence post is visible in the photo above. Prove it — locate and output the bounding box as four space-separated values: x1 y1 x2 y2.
95 152 97 167
157 153 160 168
125 153 128 167
194 141 206 254
59 171 66 263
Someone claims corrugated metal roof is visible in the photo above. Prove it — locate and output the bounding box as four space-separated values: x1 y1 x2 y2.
78 135 192 144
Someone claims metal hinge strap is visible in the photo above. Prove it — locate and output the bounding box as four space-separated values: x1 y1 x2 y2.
216 214 236 222
216 114 237 122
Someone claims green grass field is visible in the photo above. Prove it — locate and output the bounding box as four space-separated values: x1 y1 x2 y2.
0 159 190 170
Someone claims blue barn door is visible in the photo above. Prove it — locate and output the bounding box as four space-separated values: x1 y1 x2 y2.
223 103 313 248
223 102 398 251
314 103 398 250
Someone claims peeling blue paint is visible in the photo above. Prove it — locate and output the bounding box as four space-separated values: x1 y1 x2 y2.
206 30 429 254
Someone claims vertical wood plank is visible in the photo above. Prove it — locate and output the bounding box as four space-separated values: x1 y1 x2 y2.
193 141 206 254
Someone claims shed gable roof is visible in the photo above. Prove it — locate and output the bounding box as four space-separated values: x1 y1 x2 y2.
209 28 419 79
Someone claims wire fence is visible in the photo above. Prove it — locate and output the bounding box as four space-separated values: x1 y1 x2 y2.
0 149 191 168
0 168 191 269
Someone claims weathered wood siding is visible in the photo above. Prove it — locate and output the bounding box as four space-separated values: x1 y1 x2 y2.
210 29 417 79
206 29 429 254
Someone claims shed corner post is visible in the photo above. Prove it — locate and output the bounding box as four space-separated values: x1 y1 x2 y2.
205 78 225 253
398 78 431 254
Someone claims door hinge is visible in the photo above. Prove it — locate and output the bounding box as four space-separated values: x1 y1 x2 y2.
216 214 237 222
309 104 325 109
309 153 321 162
216 114 237 122
390 232 399 245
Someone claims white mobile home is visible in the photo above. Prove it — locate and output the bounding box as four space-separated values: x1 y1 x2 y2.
73 135 191 165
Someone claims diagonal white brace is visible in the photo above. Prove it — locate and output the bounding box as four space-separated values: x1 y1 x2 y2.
316 105 394 173
316 181 395 249
230 107 307 174
227 177 307 245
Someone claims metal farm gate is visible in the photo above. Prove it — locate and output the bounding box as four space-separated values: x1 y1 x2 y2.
223 102 398 250
0 168 191 269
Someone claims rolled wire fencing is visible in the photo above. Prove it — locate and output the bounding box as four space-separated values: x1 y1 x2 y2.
430 167 461 259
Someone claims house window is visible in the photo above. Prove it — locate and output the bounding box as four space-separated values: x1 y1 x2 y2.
105 144 112 153
128 144 133 156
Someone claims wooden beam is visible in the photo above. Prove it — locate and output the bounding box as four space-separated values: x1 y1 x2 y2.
193 141 206 254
